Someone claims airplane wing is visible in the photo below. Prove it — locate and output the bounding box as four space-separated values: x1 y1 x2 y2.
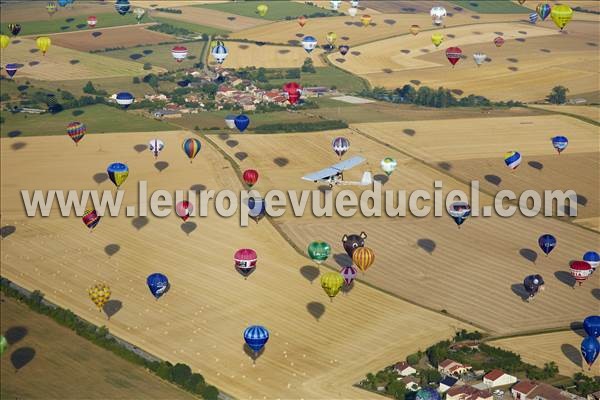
331 156 366 171
302 167 339 181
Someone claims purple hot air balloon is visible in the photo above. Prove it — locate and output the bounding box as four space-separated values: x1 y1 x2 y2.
5 63 19 78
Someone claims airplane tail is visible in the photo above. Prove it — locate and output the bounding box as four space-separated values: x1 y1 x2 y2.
361 171 372 186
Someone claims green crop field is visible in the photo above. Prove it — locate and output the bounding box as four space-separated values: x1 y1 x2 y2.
195 1 338 21
99 41 207 71
0 104 170 137
0 13 140 36
266 66 368 93
151 17 230 36
450 0 530 13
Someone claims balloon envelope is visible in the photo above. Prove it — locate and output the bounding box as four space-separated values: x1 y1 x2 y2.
36 36 51 55
115 0 131 15
504 151 522 169
115 91 134 108
332 136 350 157
182 138 201 161
320 272 344 299
244 325 269 352
583 316 600 338
524 274 544 297
550 4 572 30
147 273 169 299
302 36 318 53
339 45 349 56
353 247 375 272
0 335 7 356
446 47 462 66
175 201 193 222
581 336 599 367
283 82 302 105
88 283 111 310
243 169 259 187
171 46 188 63
67 121 86 144
416 388 442 400
234 249 257 277
5 63 20 78
538 234 556 255
583 251 600 271
551 136 568 153
494 36 505 47
536 3 551 21
107 162 129 188
431 33 443 47
570 261 592 285
82 208 100 230
308 241 331 264
234 114 250 132
340 265 357 286
381 157 397 176
148 138 164 158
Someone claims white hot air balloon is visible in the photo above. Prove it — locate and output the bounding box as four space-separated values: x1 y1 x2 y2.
212 41 228 64
148 139 164 159
380 157 397 176
171 46 188 63
430 6 447 25
330 0 341 10
225 115 236 129
350 0 360 6
473 52 487 67
348 7 358 17
302 36 318 54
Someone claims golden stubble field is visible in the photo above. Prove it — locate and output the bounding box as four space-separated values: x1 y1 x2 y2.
0 132 475 399
213 41 326 69
0 1 114 23
152 5 270 32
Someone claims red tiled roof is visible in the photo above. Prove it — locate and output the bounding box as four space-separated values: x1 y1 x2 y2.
529 383 566 400
447 385 492 400
395 361 411 371
439 359 455 368
484 369 505 382
512 380 537 396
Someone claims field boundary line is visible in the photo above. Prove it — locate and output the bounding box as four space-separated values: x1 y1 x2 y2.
525 105 600 127
20 22 159 38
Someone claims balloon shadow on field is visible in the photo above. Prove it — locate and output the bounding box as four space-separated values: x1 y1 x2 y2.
318 185 332 193
559 205 577 217
132 216 149 231
181 222 197 236
383 19 396 25
190 184 206 192
510 283 529 301
104 244 120 257
103 300 122 320
11 142 26 151
437 162 451 171
11 347 35 372
235 152 248 161
485 174 502 186
218 133 229 140
154 161 169 172
7 130 22 138
561 344 582 368
576 194 587 207
5 326 28 345
133 144 147 153
333 253 352 267
519 248 538 264
569 322 585 337
274 157 289 167
226 140 238 148
1 225 16 239
300 265 319 284
93 172 109 185
592 288 600 300
417 239 436 255
554 271 575 288
341 281 355 295
307 302 325 321
243 343 265 364
92 31 102 38
373 174 389 185
528 161 543 170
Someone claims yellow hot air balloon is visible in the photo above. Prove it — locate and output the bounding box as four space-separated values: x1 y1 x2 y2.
409 25 420 35
360 15 372 27
431 33 444 47
550 5 573 30
88 283 111 311
326 31 337 47
352 247 375 273
320 272 344 301
0 34 9 49
256 4 268 17
36 36 51 55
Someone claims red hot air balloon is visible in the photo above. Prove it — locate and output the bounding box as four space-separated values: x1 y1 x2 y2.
175 201 193 222
87 16 97 28
283 82 302 105
243 169 259 188
570 261 592 286
494 36 505 47
446 46 462 66
234 248 257 279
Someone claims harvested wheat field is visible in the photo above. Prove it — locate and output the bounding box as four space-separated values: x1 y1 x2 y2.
47 25 174 52
0 132 474 399
210 129 599 334
296 0 383 15
0 1 113 23
529 105 600 123
215 41 326 69
0 38 165 80
490 330 599 377
151 6 270 32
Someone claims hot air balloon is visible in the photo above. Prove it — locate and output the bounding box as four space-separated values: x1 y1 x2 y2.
0 335 7 356
308 241 331 264
67 121 86 145
504 151 522 170
381 157 397 176
171 46 188 63
175 200 193 222
448 202 471 227
148 138 164 159
298 15 307 27
570 261 592 286
523 274 544 299
416 388 442 400
494 36 505 47
58 0 68 7
446 47 462 67
431 33 444 47
5 63 20 79
473 52 487 67
326 31 337 48
343 232 366 257
551 136 568 154
107 162 129 188
360 15 372 27
115 0 131 15
430 6 447 25
247 197 266 223
36 36 51 55
330 0 341 10
518 0 527 4
87 16 97 28
0 35 9 49
302 36 318 54
182 138 201 162
244 325 269 357
581 336 599 369
133 7 145 23
409 25 420 35
211 41 228 64
339 45 349 56
8 24 21 36
82 208 100 230
283 82 302 105
115 91 134 108
234 114 250 132
340 265 357 287
234 248 257 278
147 273 169 299
88 283 111 311
320 272 344 301
536 3 551 21
529 12 538 24
243 169 259 188
353 246 374 273
538 234 556 256
583 251 600 272
351 0 360 6
256 4 268 17
583 316 600 338
332 136 350 158
47 1 58 16
550 5 572 30
348 7 358 17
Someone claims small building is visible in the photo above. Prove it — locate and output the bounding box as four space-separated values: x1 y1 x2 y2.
394 361 417 377
483 370 517 388
439 359 472 376
401 376 420 392
439 376 460 393
511 380 581 400
588 391 600 400
152 109 181 119
447 385 493 400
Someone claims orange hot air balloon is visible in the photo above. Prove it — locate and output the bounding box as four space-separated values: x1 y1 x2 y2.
298 15 307 27
352 246 374 272
360 15 372 27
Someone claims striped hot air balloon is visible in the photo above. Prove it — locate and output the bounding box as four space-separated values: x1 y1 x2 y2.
332 136 350 158
551 136 568 154
234 248 257 278
148 138 164 159
8 23 21 36
87 16 97 28
5 63 20 79
242 169 259 187
244 325 269 356
536 3 551 21
171 46 188 63
446 47 462 67
67 122 86 145
115 92 134 108
211 41 228 64
504 151 522 170
36 36 51 55
340 265 357 286
320 272 344 301
583 251 599 272
182 138 201 163
352 246 375 273
82 208 100 230
115 0 131 16
570 261 592 286
47 1 58 16
529 12 539 24
107 162 129 188
302 36 318 54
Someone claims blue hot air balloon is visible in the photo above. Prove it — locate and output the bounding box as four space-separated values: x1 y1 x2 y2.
234 114 250 132
5 63 19 78
583 316 600 338
244 325 269 354
107 162 129 188
147 273 169 300
247 197 266 223
529 12 538 24
551 136 568 154
538 234 556 256
416 388 441 400
115 91 134 108
581 336 599 369
504 151 522 170
302 36 318 54
115 0 131 15
537 3 551 21
58 0 68 6
583 251 600 271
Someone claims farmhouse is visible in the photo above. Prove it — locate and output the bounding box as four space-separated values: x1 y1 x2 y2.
152 109 181 119
511 380 581 400
447 385 493 400
439 359 472 376
400 376 420 391
394 361 417 377
483 370 517 388
439 376 460 393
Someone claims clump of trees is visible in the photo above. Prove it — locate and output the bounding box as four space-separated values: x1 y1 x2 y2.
546 85 569 104
301 58 316 73
148 23 194 37
155 7 182 14
254 119 347 133
83 80 107 96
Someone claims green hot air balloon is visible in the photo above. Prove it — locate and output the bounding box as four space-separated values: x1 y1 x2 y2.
308 241 331 264
0 335 7 356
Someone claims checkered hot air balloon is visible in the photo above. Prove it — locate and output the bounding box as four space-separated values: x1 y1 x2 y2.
234 248 257 279
82 208 100 230
570 261 592 286
171 46 188 63
107 162 129 188
332 136 350 158
67 121 86 145
211 41 228 64
182 137 201 163
340 265 357 286
504 151 522 170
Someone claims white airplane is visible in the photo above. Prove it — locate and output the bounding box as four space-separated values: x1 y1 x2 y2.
302 156 372 188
